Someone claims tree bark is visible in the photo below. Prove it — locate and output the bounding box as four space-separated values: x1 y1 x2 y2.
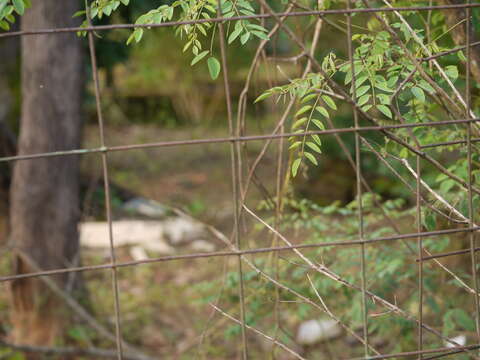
0 22 19 236
9 0 83 346
0 21 19 139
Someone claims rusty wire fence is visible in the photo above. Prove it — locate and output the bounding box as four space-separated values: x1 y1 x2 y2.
1 0 480 359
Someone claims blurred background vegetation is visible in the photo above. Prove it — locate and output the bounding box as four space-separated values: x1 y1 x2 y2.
1 0 480 359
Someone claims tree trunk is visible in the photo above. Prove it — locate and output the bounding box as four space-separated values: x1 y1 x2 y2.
0 21 19 146
9 0 83 346
0 22 19 240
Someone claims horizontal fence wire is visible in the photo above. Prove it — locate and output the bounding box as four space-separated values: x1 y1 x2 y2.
1 0 480 359
0 3 480 39
0 118 479 163
1 226 479 283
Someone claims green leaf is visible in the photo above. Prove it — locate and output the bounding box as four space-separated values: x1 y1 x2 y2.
357 94 371 107
251 30 269 41
375 82 394 93
12 0 24 15
0 1 7 15
354 75 369 88
376 93 390 105
304 151 318 165
399 147 409 159
90 6 98 19
387 76 399 88
191 50 209 66
127 28 143 45
377 105 392 118
289 141 302 150
354 64 364 76
440 179 455 193
295 105 312 117
228 27 242 44
207 57 221 80
423 213 436 231
239 9 255 16
134 28 144 42
247 24 267 32
321 95 337 110
445 65 458 80
454 309 475 331
292 158 301 177
254 91 273 103
356 85 370 98
0 20 9 30
103 4 113 16
72 10 86 18
301 93 317 104
411 86 425 102
306 141 322 153
292 117 308 130
312 119 325 130
418 80 435 94
311 134 322 145
197 23 207 36
344 71 352 85
315 106 329 118
240 31 250 44
361 104 372 112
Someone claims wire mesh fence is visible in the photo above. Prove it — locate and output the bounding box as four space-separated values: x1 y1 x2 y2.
1 0 480 359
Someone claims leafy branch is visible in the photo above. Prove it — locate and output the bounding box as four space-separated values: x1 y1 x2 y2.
0 0 30 30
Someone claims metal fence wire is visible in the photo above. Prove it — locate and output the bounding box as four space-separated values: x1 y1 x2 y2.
1 0 480 359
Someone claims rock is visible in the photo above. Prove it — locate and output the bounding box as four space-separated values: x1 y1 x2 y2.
80 217 211 254
445 335 466 348
122 197 169 218
80 220 175 254
161 216 207 245
129 245 149 261
190 239 215 252
296 319 342 345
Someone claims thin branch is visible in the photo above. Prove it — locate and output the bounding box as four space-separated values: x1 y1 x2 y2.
242 204 480 357
0 340 154 360
210 303 307 360
15 251 147 358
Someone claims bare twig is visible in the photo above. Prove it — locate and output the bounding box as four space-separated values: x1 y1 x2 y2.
210 303 307 360
0 339 154 360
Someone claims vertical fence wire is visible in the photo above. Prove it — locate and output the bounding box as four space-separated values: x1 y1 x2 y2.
416 155 423 360
346 1 369 356
466 0 480 344
86 3 124 358
217 1 249 358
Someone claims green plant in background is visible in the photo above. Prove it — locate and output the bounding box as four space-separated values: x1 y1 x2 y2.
212 192 474 351
66 0 480 353
3 0 480 356
237 0 480 353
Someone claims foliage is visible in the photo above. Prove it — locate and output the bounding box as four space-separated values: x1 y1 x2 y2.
212 193 473 350
76 0 269 80
3 0 480 355
0 0 29 30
